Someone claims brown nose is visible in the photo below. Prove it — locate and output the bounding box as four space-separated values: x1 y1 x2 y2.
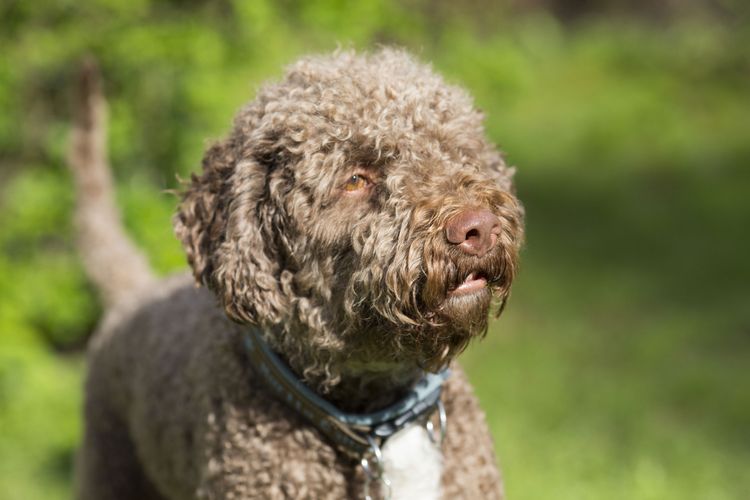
445 209 501 257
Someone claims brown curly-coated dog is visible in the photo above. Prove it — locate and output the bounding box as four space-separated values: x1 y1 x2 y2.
70 49 524 500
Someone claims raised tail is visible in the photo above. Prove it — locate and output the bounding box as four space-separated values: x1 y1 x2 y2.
67 57 155 308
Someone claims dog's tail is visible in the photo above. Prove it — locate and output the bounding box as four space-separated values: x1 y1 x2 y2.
67 57 155 308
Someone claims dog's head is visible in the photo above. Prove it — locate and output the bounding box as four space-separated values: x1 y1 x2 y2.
175 49 524 382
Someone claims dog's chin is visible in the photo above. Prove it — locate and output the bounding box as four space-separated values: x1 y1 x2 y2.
438 287 492 324
346 270 498 373
405 281 493 373
436 271 493 330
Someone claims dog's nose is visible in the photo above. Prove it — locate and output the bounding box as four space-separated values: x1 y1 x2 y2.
445 209 501 257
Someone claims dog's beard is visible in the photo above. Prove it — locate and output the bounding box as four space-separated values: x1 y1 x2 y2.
399 230 517 369
338 219 518 375
346 261 505 372
438 286 494 329
408 286 494 371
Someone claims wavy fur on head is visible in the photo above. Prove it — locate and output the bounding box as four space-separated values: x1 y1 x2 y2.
174 48 524 406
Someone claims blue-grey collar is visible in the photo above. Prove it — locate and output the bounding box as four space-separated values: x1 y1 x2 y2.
243 327 449 458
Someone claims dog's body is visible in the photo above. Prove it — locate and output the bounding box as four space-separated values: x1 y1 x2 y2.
72 49 523 500
78 275 503 499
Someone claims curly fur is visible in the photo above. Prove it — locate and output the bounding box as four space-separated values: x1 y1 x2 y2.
174 49 523 404
75 48 523 499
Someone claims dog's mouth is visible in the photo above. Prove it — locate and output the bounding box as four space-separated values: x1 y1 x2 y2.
447 272 488 296
443 251 506 300
429 253 510 323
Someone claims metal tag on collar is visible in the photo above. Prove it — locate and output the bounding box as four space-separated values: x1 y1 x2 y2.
361 435 391 500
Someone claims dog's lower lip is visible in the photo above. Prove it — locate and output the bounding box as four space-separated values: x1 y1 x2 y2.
448 273 487 296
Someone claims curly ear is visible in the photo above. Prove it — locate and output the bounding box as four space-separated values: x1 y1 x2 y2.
483 146 518 195
174 141 287 325
173 141 231 286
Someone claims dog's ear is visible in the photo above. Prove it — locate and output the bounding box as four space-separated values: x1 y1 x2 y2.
173 141 230 288
483 147 518 194
174 140 287 325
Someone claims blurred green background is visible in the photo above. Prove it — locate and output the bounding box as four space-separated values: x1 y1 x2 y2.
1 1 749 499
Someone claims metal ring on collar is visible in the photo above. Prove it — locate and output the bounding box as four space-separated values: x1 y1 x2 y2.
425 399 447 446
362 435 392 500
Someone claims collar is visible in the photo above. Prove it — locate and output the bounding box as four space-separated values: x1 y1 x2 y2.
243 327 449 458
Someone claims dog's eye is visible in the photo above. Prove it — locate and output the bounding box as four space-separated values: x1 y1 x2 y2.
342 174 371 192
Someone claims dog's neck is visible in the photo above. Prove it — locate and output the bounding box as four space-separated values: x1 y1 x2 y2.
259 324 425 413
291 354 425 414
324 361 425 413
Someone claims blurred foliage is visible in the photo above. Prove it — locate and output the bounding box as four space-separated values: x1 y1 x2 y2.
1 1 749 499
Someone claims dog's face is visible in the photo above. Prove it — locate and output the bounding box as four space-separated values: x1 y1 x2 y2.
175 49 523 378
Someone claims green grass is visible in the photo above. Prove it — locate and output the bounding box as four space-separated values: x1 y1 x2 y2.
1 4 748 499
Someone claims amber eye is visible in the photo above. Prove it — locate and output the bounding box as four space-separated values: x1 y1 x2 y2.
343 174 370 192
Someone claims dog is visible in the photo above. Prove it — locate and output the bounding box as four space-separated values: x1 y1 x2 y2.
70 48 524 500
